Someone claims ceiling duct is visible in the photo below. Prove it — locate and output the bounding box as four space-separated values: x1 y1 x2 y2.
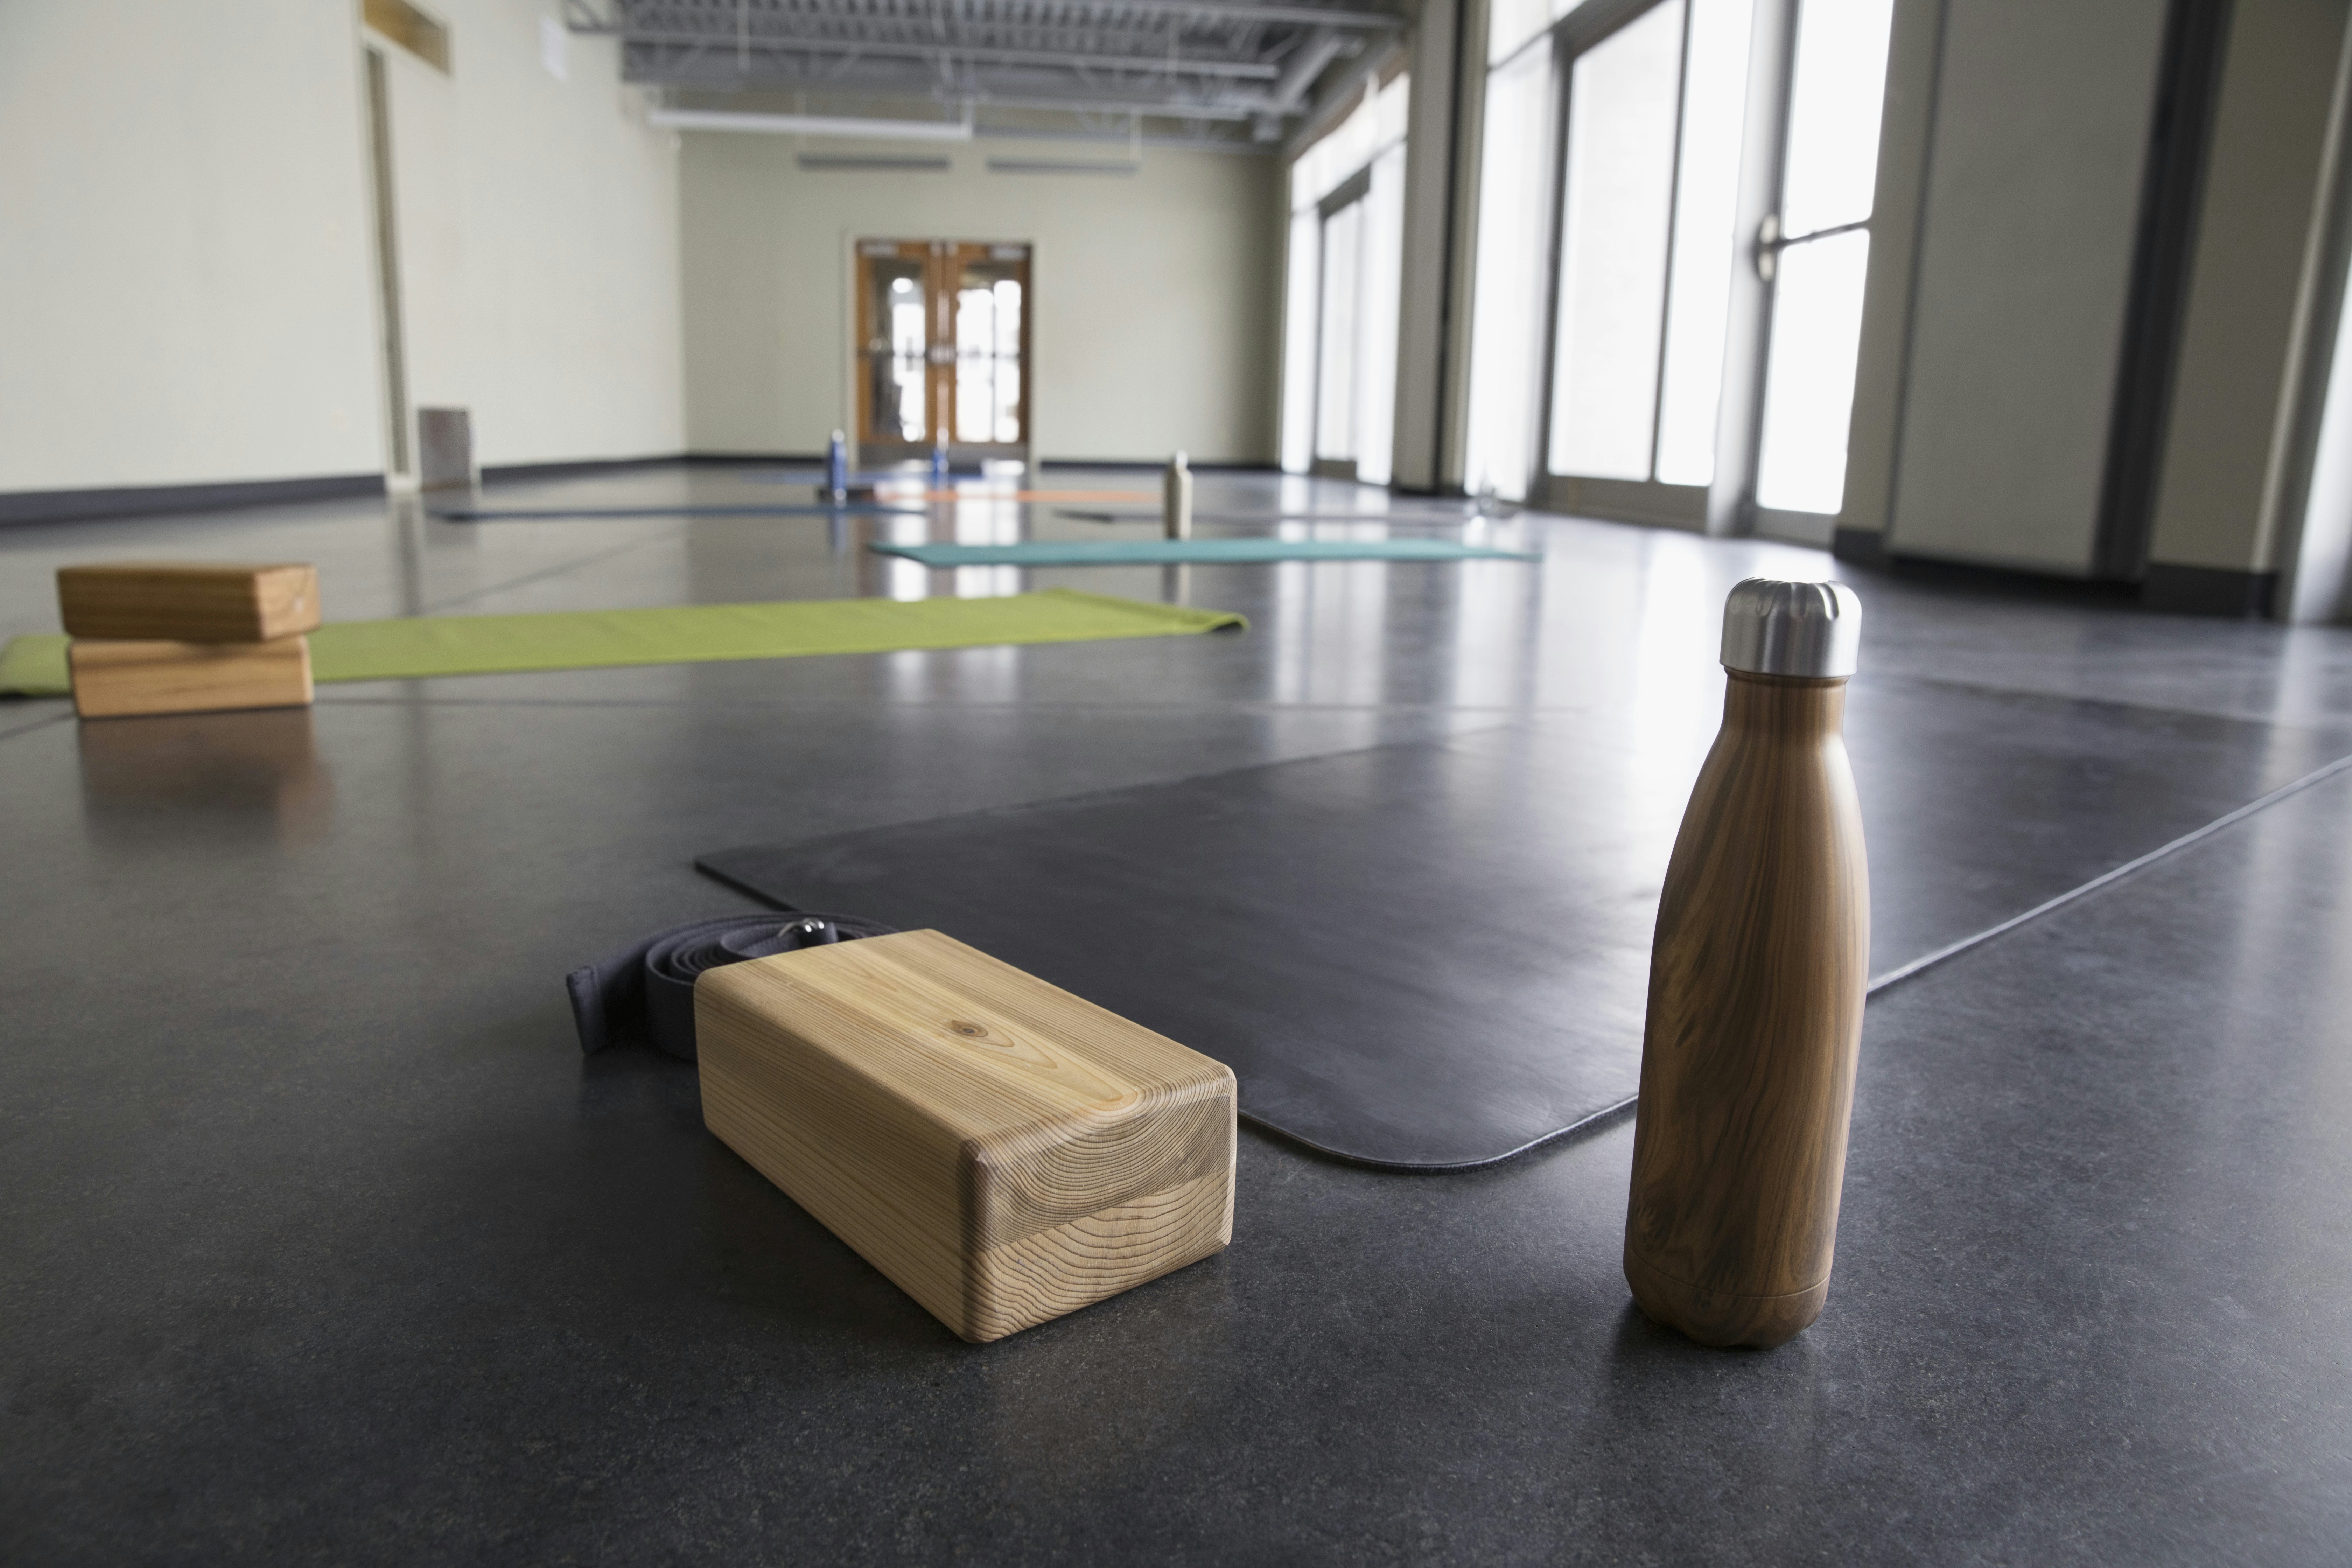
649 106 975 140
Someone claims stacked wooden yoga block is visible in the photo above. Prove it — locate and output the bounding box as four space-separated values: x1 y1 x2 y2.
58 564 321 720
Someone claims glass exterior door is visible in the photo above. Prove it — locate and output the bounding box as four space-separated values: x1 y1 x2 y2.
1751 0 1895 530
1465 0 1895 537
855 240 1030 464
1315 196 1365 477
1539 0 1755 526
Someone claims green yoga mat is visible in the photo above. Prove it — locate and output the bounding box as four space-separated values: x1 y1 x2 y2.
869 538 1541 568
0 589 1244 698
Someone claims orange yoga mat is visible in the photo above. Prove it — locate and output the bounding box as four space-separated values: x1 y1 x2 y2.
874 489 1158 503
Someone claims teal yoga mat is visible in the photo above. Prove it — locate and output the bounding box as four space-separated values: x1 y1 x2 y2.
869 538 1541 567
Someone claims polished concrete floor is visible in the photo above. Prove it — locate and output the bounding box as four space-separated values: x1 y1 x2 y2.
5 465 2351 1563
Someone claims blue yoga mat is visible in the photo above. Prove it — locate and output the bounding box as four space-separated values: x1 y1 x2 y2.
868 538 1541 567
435 504 929 521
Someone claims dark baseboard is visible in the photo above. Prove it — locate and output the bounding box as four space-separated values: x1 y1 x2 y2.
483 454 704 484
2141 562 2279 618
0 472 385 528
1883 552 2141 606
1831 527 1892 570
678 451 825 467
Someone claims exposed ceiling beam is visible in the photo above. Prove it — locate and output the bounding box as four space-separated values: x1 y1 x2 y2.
615 26 1284 78
649 106 978 139
573 1 1401 34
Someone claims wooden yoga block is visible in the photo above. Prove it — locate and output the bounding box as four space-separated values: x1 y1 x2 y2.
696 928 1237 1343
69 637 314 720
58 562 322 643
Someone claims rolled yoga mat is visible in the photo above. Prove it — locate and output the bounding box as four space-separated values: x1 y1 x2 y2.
569 911 899 1059
0 589 1245 696
869 538 1541 568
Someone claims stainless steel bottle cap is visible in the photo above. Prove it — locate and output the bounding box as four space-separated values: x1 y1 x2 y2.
1720 578 1862 678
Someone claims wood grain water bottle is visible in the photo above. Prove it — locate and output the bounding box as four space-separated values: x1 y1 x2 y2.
1624 578 1869 1349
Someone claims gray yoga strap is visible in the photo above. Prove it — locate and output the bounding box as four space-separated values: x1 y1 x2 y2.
567 911 898 1060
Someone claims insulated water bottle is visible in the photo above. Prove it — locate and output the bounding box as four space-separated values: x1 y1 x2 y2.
1164 451 1194 540
826 430 849 505
1624 578 1870 1349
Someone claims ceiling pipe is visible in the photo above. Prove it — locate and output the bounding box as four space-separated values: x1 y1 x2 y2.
1247 25 1348 138
648 106 976 141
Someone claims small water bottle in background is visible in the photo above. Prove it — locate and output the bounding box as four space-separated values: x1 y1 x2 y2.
1163 451 1194 541
825 430 849 506
1624 578 1870 1349
930 436 951 488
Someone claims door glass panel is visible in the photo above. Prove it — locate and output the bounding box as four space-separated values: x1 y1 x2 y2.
1316 199 1363 463
1489 0 1552 65
1755 227 1870 512
1281 209 1320 473
954 262 1022 444
1547 0 1685 482
1463 43 1555 501
1652 0 1754 486
867 259 927 444
1354 142 1409 486
1778 0 1894 237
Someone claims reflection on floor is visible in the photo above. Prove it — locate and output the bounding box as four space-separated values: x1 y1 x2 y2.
5 463 2352 1562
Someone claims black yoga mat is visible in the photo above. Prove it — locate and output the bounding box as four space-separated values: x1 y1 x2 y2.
697 677 2352 1169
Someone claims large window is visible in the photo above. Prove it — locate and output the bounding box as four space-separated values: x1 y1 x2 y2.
1753 0 1895 516
1281 73 1410 485
1462 43 1553 502
1463 0 1893 533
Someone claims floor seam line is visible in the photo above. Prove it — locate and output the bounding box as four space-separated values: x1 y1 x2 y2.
1865 748 2352 994
1865 668 2352 735
0 710 73 745
411 531 682 617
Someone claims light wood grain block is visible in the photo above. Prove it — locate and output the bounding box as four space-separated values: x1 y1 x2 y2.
69 637 314 720
58 563 321 643
695 928 1236 1342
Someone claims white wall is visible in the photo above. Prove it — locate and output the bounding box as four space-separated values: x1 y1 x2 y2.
0 0 683 496
1884 0 2169 573
2147 0 2350 576
377 2 684 469
0 0 383 491
1834 0 1942 546
680 135 1279 462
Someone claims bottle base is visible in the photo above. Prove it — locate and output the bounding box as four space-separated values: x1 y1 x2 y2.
1623 1246 1827 1350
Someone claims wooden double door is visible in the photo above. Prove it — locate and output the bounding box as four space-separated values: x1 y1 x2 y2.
855 239 1031 465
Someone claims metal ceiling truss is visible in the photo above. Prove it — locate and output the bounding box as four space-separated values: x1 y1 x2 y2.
565 0 1396 138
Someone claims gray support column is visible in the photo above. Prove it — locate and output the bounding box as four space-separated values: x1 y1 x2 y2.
1884 0 2171 574
1832 0 1945 565
1707 0 1796 536
1435 0 1492 492
2149 0 2352 618
1390 0 1461 492
2276 15 2352 624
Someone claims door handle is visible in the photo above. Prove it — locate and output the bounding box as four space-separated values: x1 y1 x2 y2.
1755 213 1870 282
1755 213 1783 282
